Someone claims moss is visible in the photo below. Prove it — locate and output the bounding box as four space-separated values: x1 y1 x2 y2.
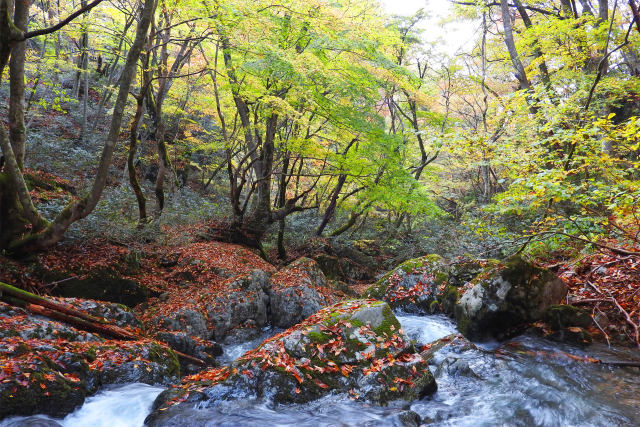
545 304 592 329
372 304 401 337
428 300 440 313
306 330 331 344
148 343 180 378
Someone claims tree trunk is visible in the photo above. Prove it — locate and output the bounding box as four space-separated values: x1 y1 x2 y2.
8 0 29 169
128 95 147 222
316 174 346 236
0 281 205 366
5 0 157 254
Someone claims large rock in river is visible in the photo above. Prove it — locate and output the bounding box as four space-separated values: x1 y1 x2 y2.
207 270 271 343
0 300 179 419
363 255 492 316
363 255 450 314
146 300 436 425
455 256 567 341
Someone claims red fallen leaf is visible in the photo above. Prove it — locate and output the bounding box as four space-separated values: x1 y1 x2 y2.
314 378 329 389
242 369 254 379
340 364 352 377
292 370 304 384
40 383 47 389
295 387 301 394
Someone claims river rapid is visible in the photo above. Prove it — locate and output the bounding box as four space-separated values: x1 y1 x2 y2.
2 313 639 426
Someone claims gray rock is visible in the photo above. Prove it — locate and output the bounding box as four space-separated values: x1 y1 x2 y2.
455 256 567 341
157 308 211 339
208 270 271 341
268 258 328 328
147 300 436 424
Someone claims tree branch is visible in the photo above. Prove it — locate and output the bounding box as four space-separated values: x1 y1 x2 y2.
22 0 105 40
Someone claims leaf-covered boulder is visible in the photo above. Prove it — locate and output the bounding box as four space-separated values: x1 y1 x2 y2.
0 301 179 419
267 257 329 328
363 255 450 314
146 300 436 425
455 256 567 341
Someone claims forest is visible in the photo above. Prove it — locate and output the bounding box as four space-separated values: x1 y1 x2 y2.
1 0 640 425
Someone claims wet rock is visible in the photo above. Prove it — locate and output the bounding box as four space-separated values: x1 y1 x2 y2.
385 410 422 427
156 308 210 339
547 327 593 346
544 304 593 330
363 255 450 314
268 258 328 328
1 417 63 426
455 256 567 341
0 301 180 419
420 334 478 363
147 300 436 423
434 357 481 379
154 331 222 373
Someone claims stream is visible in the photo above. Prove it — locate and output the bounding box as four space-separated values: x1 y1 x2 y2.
2 313 639 426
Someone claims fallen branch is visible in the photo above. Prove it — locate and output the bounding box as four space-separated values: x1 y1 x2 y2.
572 298 611 305
606 289 640 347
1 281 113 325
0 281 205 366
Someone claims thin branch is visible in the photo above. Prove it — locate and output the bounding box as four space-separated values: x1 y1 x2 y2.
22 0 105 40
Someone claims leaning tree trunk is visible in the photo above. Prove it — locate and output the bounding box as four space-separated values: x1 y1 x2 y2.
3 0 157 255
128 94 148 222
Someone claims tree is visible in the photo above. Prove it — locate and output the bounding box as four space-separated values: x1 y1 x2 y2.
0 0 157 254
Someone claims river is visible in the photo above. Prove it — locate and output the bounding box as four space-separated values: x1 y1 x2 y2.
2 313 639 426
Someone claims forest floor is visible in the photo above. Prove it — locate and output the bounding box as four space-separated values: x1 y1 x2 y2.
1 230 639 348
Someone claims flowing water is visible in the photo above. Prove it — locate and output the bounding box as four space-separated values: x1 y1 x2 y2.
2 314 639 426
0 383 164 427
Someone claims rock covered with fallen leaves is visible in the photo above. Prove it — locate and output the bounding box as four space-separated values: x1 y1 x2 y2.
455 256 567 341
363 255 449 314
146 300 436 425
0 300 179 419
363 255 491 315
147 257 340 345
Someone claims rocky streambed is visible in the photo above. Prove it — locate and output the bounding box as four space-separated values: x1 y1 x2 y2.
3 310 639 426
2 254 640 426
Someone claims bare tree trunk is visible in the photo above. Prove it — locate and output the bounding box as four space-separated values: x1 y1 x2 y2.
500 0 538 114
316 174 346 236
513 0 554 92
128 94 148 222
4 0 157 254
8 0 29 169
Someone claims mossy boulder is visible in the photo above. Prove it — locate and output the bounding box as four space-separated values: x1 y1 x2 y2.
544 304 593 330
363 255 450 314
455 256 567 341
0 301 179 419
146 300 436 424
